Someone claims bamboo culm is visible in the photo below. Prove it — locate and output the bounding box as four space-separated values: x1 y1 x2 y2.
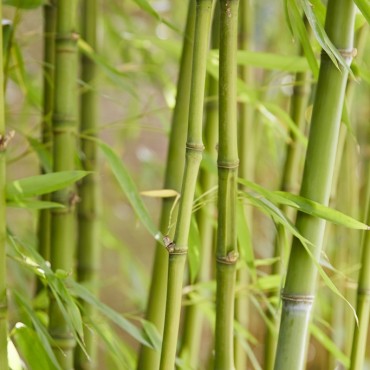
159 0 214 368
265 20 311 370
214 0 239 369
137 1 196 368
235 0 254 368
49 0 79 368
0 0 8 367
75 0 99 368
37 0 57 293
179 6 219 366
273 1 356 369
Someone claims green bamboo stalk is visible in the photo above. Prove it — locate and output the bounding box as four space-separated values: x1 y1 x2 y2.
179 6 219 367
265 20 312 370
74 0 98 368
137 1 196 368
49 0 79 368
0 1 8 368
350 163 370 370
214 0 239 368
235 0 253 368
37 1 56 287
159 1 214 368
273 1 356 369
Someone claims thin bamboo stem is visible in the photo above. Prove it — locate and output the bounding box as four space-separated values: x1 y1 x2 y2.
137 1 196 368
235 0 253 368
37 1 57 292
214 0 239 368
75 0 99 368
49 0 79 367
273 1 356 369
179 7 219 366
159 1 213 368
0 1 8 367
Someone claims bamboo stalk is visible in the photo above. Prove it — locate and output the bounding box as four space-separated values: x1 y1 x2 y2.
0 1 8 367
273 1 356 369
74 0 98 368
179 6 219 367
37 1 57 289
48 0 79 367
214 0 239 368
235 0 253 368
137 1 196 368
159 1 214 368
265 20 312 370
350 165 370 370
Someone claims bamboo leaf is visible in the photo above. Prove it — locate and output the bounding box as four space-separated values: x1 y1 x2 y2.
310 323 349 368
353 0 370 25
6 171 89 200
140 189 179 198
7 200 64 209
188 216 201 284
139 319 162 352
8 340 24 370
66 279 155 349
3 0 46 9
12 323 57 370
98 140 162 242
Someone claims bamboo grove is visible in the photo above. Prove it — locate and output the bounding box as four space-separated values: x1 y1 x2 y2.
0 0 369 369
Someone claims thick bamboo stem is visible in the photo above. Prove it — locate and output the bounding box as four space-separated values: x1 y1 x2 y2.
137 1 196 368
49 0 79 368
75 0 99 368
265 21 311 370
37 2 56 277
159 1 213 369
214 0 239 368
0 1 8 367
273 1 356 369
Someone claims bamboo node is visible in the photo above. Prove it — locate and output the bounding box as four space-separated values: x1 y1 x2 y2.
163 235 187 254
357 288 370 298
69 193 81 207
217 160 239 169
321 48 357 65
0 130 15 151
186 142 204 152
217 250 239 265
56 32 80 41
281 292 314 304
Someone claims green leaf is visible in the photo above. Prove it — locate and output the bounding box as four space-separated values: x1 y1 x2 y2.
140 319 162 352
98 140 161 242
3 0 46 9
12 323 57 370
211 49 310 72
7 199 64 209
188 216 201 284
310 323 349 368
353 0 370 25
67 279 155 349
6 171 89 200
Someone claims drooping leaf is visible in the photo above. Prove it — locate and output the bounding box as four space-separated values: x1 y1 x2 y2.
353 0 370 25
67 279 155 349
6 171 89 200
140 189 179 198
98 140 162 242
12 323 57 370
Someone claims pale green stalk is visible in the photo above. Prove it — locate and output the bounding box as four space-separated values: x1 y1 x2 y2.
159 1 213 368
137 1 196 368
37 1 56 287
273 1 356 369
75 0 98 368
0 1 8 367
214 0 239 368
235 0 254 368
265 20 311 370
179 6 219 367
49 0 79 368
